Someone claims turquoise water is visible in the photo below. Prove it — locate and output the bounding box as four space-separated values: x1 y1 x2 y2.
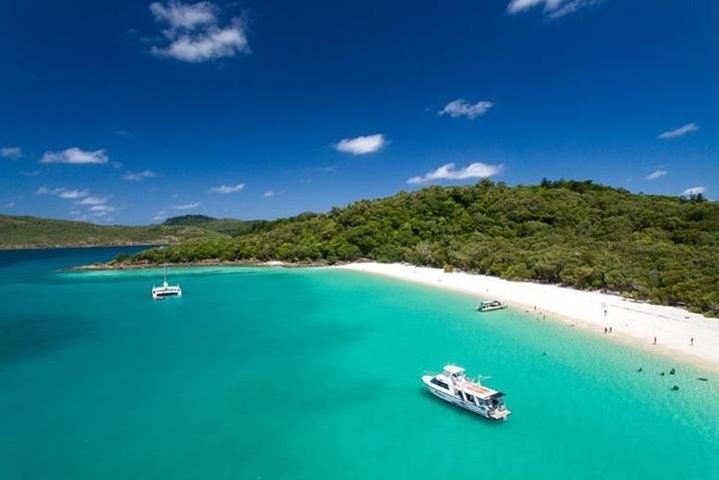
1 248 718 479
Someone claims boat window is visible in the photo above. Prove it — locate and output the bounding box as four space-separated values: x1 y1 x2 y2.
465 393 475 403
430 378 449 390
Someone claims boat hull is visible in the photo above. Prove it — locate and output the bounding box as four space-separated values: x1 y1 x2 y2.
476 305 507 312
422 375 510 421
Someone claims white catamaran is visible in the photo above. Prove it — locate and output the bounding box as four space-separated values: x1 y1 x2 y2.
422 365 511 421
151 265 182 300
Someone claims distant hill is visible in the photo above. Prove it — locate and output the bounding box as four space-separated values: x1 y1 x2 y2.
162 214 267 236
131 180 719 316
0 214 227 249
162 214 217 226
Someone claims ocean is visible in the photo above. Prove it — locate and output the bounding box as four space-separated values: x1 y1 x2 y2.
1 247 718 479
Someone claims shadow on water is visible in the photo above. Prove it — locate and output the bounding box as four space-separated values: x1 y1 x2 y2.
417 388 507 428
0 314 94 369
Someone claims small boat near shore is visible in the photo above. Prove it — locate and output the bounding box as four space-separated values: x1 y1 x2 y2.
477 300 506 312
422 365 511 421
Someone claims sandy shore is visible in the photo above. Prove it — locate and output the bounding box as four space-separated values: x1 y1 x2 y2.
338 262 719 371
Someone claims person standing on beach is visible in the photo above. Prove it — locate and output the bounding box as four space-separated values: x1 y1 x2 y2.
653 336 657 345
690 337 694 346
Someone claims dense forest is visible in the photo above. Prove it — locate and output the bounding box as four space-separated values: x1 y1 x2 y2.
128 180 719 316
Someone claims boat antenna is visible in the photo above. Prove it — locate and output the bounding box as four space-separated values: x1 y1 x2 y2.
162 246 168 285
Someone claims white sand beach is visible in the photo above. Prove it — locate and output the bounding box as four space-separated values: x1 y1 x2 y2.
338 262 719 371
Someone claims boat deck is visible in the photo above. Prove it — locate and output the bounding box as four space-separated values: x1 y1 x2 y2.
462 382 499 399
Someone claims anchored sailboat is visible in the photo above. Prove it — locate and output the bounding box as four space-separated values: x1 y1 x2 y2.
151 251 182 299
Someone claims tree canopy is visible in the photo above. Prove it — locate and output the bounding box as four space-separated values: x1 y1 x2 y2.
128 180 719 316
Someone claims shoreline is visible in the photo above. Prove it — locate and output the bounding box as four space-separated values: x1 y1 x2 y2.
337 262 719 373
0 243 163 251
71 259 324 271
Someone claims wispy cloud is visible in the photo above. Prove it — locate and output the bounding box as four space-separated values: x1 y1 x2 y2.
122 170 157 181
75 195 110 206
89 205 116 215
507 0 599 19
149 1 250 63
36 188 117 217
112 130 132 137
645 169 668 180
35 187 90 199
5 201 15 209
263 190 275 198
172 201 201 210
209 183 245 194
658 123 699 140
153 209 168 222
407 162 503 185
1 146 23 159
682 186 705 197
40 147 109 165
439 99 493 119
335 134 387 155
19 170 41 177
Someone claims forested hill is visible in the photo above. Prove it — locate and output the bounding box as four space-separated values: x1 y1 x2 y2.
130 180 719 316
0 214 229 249
162 215 268 236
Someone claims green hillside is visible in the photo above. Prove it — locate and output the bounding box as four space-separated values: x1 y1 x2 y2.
162 215 268 236
130 180 719 316
0 214 227 249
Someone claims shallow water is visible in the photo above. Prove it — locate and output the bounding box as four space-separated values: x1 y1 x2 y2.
1 248 718 479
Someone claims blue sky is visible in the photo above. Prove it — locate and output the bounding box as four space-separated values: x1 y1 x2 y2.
1 0 717 224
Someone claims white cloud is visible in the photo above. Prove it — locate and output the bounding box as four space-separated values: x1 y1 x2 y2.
1 146 23 159
407 162 503 185
150 1 217 30
658 123 699 140
263 190 275 198
35 187 57 195
153 209 168 222
439 99 493 119
172 202 201 210
35 187 89 199
90 205 116 214
5 201 15 209
645 169 668 180
149 2 250 63
507 0 598 19
40 147 108 165
152 24 249 62
682 186 706 197
76 195 110 206
58 190 89 199
209 183 245 194
335 134 387 155
122 170 157 181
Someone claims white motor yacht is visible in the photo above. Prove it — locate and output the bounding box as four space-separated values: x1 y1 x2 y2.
422 365 510 421
476 300 507 312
